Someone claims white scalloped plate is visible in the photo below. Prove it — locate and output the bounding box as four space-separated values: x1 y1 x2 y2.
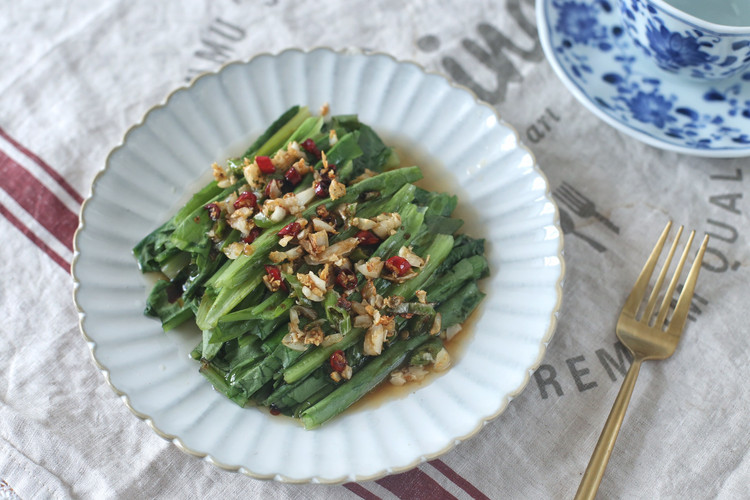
72 48 564 483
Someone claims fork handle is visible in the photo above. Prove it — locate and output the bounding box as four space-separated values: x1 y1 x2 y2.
574 356 643 500
595 213 620 234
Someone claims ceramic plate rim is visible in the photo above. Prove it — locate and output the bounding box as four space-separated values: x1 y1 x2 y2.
71 46 565 483
536 0 750 158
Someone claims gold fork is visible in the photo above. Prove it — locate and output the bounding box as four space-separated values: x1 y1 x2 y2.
575 221 709 500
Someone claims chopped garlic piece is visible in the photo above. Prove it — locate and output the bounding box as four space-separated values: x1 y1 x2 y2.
430 313 442 335
355 257 384 279
269 205 287 222
371 213 402 239
363 324 386 356
297 271 326 302
226 207 255 236
445 324 462 341
354 314 373 328
312 217 337 234
351 217 376 230
398 246 425 268
296 186 316 206
224 192 238 214
433 348 451 371
390 370 406 386
211 162 235 188
278 235 294 248
303 230 329 255
303 325 324 345
389 365 429 385
271 146 303 171
329 179 346 200
242 159 264 190
321 334 344 347
303 238 360 265
222 242 245 260
270 246 304 263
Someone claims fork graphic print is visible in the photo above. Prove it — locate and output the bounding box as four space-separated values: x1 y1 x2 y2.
558 207 606 252
555 182 620 234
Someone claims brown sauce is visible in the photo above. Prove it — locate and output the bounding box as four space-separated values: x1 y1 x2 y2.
347 135 488 414
348 309 482 413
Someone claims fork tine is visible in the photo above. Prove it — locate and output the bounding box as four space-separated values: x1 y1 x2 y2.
560 189 584 213
553 190 579 209
561 181 588 202
643 226 683 323
621 221 673 316
666 234 709 335
558 184 583 205
554 193 576 210
654 230 694 328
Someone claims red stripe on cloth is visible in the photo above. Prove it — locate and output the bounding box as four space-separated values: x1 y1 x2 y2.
376 468 457 500
0 127 84 204
0 149 78 250
0 202 68 271
343 482 381 500
429 459 492 500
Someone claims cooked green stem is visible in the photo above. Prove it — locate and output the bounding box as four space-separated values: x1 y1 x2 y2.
300 333 431 429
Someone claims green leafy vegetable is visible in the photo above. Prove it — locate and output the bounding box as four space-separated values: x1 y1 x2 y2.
133 107 489 428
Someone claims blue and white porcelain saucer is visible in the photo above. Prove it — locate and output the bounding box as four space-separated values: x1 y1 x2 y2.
537 0 750 157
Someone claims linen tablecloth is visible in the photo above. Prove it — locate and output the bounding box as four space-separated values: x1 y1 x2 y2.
1 0 748 498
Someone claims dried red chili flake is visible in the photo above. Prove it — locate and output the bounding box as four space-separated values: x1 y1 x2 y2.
336 295 352 310
242 227 262 244
204 203 221 221
234 191 258 211
355 230 380 246
314 177 331 198
265 265 282 282
301 138 321 159
329 350 347 373
335 268 357 290
385 255 412 276
264 264 287 291
277 221 302 237
284 167 302 186
255 155 275 174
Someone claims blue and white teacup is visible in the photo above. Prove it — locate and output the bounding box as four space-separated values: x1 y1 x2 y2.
618 0 750 80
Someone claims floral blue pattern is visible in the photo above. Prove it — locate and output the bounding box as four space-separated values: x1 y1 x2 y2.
644 23 712 69
625 90 673 128
555 2 603 44
540 0 750 156
619 0 750 80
